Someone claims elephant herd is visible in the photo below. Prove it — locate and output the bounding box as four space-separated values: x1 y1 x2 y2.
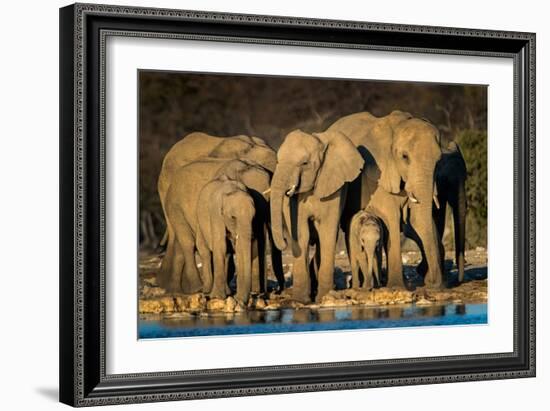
157 110 468 305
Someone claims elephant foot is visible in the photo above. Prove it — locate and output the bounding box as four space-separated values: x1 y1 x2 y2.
290 288 311 304
385 278 406 289
424 277 444 290
235 293 250 306
209 286 227 300
158 275 183 294
314 286 332 303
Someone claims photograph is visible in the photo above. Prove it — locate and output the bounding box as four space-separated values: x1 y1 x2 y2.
137 71 489 339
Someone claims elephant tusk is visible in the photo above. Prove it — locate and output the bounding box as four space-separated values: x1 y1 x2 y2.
262 188 271 196
286 184 297 197
433 194 440 209
408 192 419 204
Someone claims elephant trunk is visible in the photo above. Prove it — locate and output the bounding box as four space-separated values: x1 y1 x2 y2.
409 167 443 288
454 180 467 282
270 163 298 251
235 224 253 304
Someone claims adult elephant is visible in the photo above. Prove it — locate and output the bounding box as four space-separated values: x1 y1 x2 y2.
157 132 277 247
160 159 284 294
330 111 444 289
270 129 364 303
410 141 467 283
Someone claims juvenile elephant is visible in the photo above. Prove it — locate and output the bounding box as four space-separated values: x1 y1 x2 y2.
349 209 384 290
270 129 364 303
157 132 277 247
196 177 256 303
329 111 443 289
160 158 283 294
411 141 467 283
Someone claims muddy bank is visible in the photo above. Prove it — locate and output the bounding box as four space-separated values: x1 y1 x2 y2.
139 249 487 316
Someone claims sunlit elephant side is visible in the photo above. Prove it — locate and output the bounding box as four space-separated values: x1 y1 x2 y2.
410 141 468 283
196 177 255 303
160 158 283 294
157 132 277 247
270 129 364 303
329 111 443 288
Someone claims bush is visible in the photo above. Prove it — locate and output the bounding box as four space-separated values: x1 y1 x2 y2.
456 129 487 248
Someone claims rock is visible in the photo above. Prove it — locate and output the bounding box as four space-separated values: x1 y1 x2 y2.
223 296 237 312
207 298 226 311
255 297 267 309
429 291 454 302
139 299 163 314
264 301 281 310
173 296 188 311
371 288 416 305
416 297 434 306
158 296 176 312
188 293 206 310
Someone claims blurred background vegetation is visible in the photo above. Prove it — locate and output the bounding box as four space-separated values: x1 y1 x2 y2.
139 71 487 250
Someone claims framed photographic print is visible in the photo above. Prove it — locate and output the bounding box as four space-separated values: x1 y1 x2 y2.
59 3 536 407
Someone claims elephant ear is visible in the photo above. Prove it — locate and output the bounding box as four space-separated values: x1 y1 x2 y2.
197 181 227 252
313 131 364 199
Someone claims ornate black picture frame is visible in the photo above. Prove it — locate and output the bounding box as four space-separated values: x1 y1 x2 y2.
59 3 535 407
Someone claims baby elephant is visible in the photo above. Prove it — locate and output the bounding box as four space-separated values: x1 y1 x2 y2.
349 210 385 290
195 176 256 304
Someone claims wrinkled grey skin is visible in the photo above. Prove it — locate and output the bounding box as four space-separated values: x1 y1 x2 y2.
270 129 364 303
407 141 467 283
196 177 255 304
157 132 277 247
349 210 384 289
159 159 284 295
330 111 444 289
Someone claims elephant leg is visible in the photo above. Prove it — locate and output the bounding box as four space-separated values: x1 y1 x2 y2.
357 252 372 290
374 248 382 287
180 242 202 294
451 182 466 283
349 238 361 290
350 258 360 290
404 224 428 282
308 232 320 297
210 249 228 300
315 218 339 302
270 240 285 292
251 237 261 294
385 215 404 288
410 207 443 289
158 230 183 293
196 235 213 294
434 196 447 277
290 219 311 304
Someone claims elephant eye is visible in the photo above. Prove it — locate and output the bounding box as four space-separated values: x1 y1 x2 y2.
401 152 410 163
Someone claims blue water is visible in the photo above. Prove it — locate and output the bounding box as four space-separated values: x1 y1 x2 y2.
139 303 487 339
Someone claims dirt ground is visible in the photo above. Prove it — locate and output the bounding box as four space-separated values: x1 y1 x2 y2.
138 248 487 315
